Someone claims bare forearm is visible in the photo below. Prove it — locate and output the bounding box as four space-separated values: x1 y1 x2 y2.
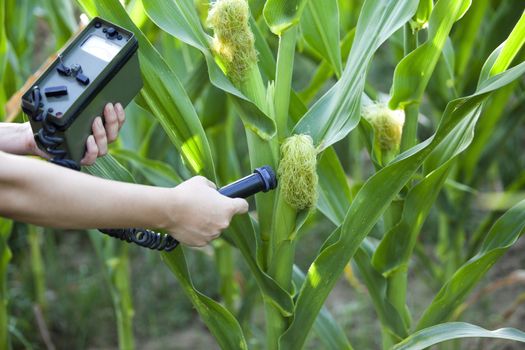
0 123 35 156
0 151 170 230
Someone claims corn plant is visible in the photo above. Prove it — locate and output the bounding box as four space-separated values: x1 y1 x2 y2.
71 0 525 349
2 0 525 349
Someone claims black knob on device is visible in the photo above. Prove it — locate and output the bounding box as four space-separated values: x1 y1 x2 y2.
218 166 277 198
106 27 117 37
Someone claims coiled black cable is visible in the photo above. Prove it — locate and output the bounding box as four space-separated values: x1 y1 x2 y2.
29 86 180 251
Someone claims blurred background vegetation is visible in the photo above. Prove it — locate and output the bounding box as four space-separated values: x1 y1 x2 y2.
0 0 525 349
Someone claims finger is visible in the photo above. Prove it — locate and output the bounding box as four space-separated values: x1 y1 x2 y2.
103 103 119 142
194 176 217 189
211 231 222 240
92 117 108 156
115 103 126 130
206 179 217 189
80 135 98 165
230 198 249 215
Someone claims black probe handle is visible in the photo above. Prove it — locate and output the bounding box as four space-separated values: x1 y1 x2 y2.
218 165 277 198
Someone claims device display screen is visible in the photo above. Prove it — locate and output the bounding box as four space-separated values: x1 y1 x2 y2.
81 35 121 62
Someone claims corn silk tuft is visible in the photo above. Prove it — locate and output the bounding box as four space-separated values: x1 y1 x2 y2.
362 102 405 152
207 0 258 84
278 134 318 210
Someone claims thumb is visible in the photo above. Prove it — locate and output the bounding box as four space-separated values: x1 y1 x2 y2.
230 198 249 215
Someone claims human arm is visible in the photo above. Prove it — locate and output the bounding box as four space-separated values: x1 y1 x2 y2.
0 151 248 246
0 102 125 165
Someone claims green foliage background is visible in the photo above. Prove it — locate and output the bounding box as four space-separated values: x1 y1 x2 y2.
0 0 525 349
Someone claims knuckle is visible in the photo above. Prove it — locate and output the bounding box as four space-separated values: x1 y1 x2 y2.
194 176 206 182
94 128 106 140
219 220 229 230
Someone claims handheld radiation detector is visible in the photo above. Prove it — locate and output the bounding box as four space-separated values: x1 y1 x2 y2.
21 17 143 169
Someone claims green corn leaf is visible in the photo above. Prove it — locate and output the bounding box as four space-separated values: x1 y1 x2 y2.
462 81 516 180
110 149 183 187
394 322 525 350
317 148 409 338
263 0 310 35
294 0 419 151
5 0 31 55
416 199 525 330
488 10 525 77
299 29 355 103
143 0 276 140
77 0 216 178
85 155 135 182
354 240 409 339
0 0 8 118
292 266 353 350
453 0 490 80
162 249 248 350
225 214 294 316
87 155 248 349
477 11 525 86
317 148 353 225
280 60 525 350
127 0 148 29
389 0 471 109
301 0 342 76
42 0 77 48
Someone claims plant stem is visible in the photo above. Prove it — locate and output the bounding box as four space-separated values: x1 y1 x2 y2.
264 27 300 350
29 226 46 309
400 103 419 152
240 64 278 268
400 24 419 153
112 245 135 350
215 241 237 311
383 199 408 348
0 219 12 350
403 24 418 56
266 193 297 350
91 234 135 350
274 26 298 140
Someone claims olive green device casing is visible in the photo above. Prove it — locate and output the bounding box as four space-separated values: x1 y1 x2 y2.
21 17 143 164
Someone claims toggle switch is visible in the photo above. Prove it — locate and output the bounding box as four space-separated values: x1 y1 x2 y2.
44 85 68 98
56 63 71 76
76 73 90 86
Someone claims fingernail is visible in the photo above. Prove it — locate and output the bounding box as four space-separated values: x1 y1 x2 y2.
106 103 113 112
97 117 103 127
115 103 122 111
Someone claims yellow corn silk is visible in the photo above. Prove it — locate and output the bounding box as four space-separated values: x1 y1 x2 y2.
207 0 258 84
278 134 318 211
362 102 405 152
